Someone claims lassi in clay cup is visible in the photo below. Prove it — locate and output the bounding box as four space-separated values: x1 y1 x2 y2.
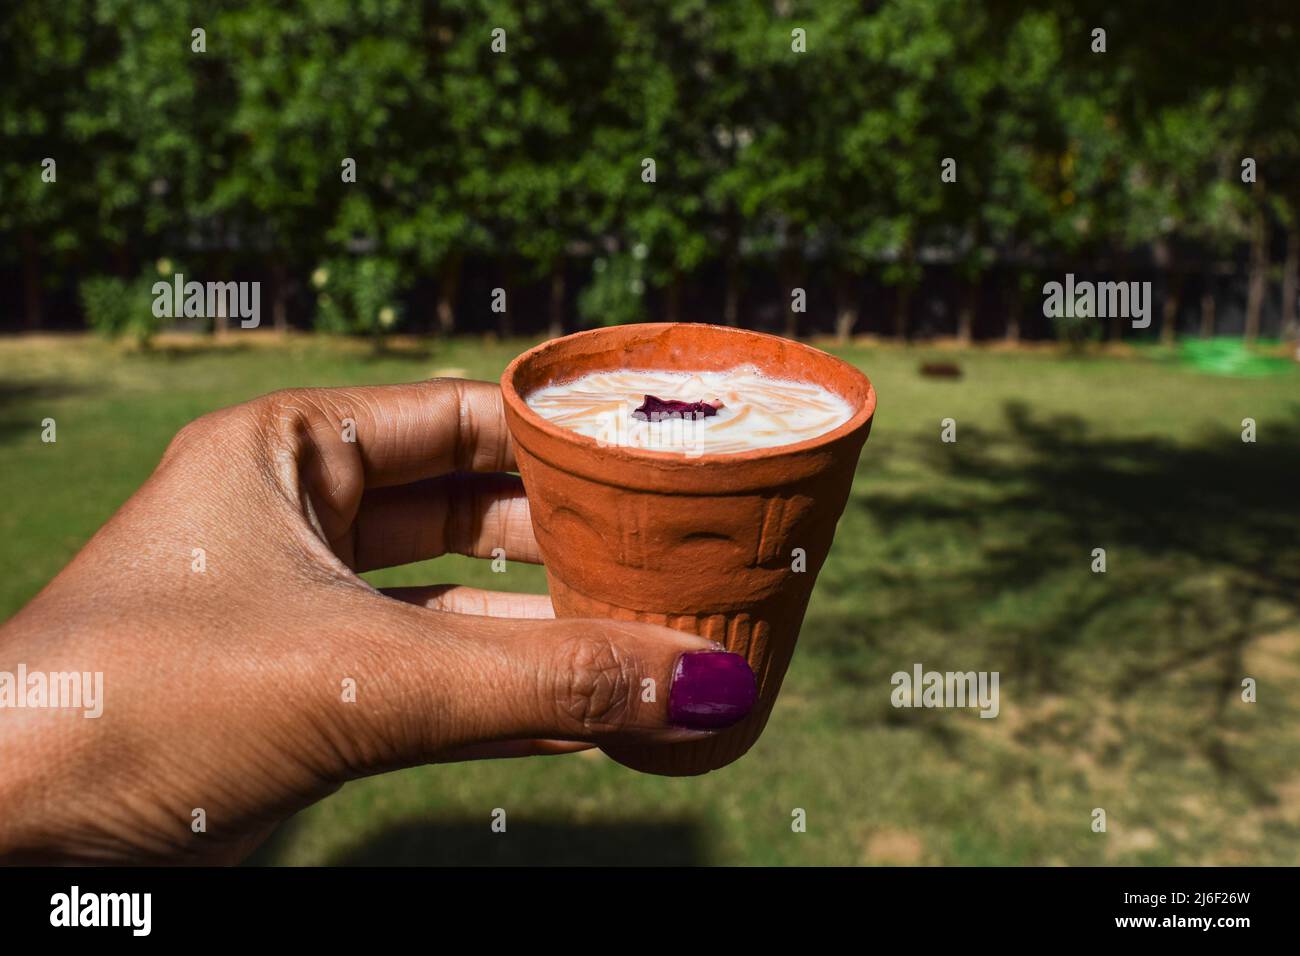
501 323 876 775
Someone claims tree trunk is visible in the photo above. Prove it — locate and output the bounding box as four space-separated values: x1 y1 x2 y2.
1244 205 1268 344
1005 282 1022 343
213 282 229 337
893 284 912 341
723 255 740 327
498 260 515 338
1103 263 1131 343
212 254 229 336
1107 289 1124 342
493 260 514 338
21 230 43 331
781 243 800 339
834 270 857 343
957 277 978 344
547 259 565 339
835 304 859 343
664 267 682 324
722 210 740 326
436 253 462 336
1200 281 1216 337
1282 224 1299 344
272 262 289 333
1159 272 1183 346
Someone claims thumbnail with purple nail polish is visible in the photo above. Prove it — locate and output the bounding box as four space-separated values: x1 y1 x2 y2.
668 651 758 730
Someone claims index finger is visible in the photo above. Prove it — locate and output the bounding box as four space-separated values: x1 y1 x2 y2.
274 378 516 489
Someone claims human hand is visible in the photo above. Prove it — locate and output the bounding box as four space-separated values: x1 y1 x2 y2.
0 381 756 864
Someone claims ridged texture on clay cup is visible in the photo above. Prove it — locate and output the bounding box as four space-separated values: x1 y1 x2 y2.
500 323 876 775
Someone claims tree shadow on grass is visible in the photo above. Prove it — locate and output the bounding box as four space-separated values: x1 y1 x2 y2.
812 400 1300 805
0 379 99 447
361 340 439 363
247 816 707 866
144 342 254 361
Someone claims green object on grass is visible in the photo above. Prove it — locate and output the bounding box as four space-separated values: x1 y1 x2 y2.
1179 338 1295 377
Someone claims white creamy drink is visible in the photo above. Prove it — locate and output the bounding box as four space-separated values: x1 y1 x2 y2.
525 366 854 455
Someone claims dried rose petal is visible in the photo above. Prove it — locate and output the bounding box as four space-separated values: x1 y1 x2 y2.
633 395 723 421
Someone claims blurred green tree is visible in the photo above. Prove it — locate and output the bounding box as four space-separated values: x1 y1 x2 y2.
0 0 102 329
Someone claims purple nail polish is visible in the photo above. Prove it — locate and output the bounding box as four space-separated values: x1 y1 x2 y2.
668 651 757 730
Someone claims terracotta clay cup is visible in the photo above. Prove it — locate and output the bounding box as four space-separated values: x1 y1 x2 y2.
500 323 876 775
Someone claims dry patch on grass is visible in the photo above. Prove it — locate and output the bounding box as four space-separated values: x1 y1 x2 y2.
1242 629 1300 682
1267 775 1300 827
862 828 927 865
949 632 1300 863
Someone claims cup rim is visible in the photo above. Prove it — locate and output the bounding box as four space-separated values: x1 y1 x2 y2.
500 323 877 467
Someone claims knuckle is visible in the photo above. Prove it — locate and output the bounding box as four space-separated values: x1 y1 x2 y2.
553 636 637 734
161 413 215 462
159 391 309 472
255 388 331 445
257 387 315 421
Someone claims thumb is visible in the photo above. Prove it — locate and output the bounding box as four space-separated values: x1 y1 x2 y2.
318 596 759 774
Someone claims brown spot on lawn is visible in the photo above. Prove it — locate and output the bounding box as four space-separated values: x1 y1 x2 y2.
862 828 926 865
1242 630 1300 681
1106 825 1159 860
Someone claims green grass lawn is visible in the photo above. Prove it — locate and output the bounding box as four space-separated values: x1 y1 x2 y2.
2 332 1298 865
